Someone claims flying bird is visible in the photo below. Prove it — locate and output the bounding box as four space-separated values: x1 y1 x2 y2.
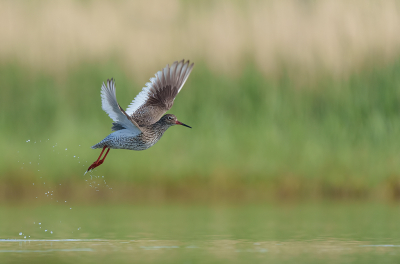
87 60 194 171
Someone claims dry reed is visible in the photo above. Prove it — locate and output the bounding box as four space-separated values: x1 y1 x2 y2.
1 0 400 81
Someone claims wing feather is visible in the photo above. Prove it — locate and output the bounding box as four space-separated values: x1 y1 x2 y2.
125 60 194 126
100 78 142 134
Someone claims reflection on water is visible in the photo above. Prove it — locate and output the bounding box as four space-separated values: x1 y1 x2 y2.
1 203 400 263
1 239 400 263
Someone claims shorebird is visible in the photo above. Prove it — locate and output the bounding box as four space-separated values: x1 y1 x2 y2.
87 60 194 171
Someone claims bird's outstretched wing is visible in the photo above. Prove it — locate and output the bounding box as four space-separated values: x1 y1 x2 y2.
101 79 142 134
125 60 194 126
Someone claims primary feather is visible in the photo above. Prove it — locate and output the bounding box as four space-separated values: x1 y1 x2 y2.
125 60 194 126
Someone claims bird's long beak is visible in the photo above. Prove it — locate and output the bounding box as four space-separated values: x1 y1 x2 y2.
176 121 192 128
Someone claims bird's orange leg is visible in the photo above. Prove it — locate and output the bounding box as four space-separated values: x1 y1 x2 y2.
87 146 110 171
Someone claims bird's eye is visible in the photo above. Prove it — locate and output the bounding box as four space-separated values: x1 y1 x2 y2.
168 116 172 120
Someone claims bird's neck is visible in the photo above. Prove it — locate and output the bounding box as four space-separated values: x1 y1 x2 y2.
146 121 170 137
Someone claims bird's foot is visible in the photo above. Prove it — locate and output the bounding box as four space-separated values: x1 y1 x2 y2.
87 160 104 172
87 147 110 172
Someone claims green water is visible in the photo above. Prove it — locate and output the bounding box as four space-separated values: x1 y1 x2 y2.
1 203 400 263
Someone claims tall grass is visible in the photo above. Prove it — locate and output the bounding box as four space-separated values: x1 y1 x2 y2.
1 59 400 201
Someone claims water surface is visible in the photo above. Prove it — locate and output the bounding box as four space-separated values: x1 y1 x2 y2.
1 203 399 263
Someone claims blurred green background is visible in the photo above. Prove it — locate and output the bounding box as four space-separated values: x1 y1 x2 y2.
1 0 400 203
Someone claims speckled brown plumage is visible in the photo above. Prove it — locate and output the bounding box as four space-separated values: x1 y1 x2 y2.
92 114 185 151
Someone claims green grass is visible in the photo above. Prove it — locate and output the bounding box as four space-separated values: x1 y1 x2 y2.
1 59 400 201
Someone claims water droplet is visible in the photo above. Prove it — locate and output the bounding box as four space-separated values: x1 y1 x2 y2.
65 148 67 151
39 223 41 225
32 183 34 185
50 231 53 234
26 140 30 142
24 236 26 238
19 232 22 236
45 230 47 232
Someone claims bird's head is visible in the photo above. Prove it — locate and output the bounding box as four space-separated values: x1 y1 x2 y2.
162 114 191 128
